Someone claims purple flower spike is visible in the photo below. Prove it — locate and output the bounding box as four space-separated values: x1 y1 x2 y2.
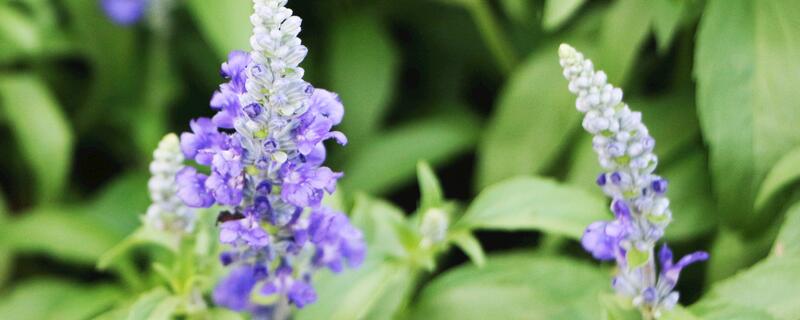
101 0 148 26
213 265 264 312
175 167 215 208
581 221 619 261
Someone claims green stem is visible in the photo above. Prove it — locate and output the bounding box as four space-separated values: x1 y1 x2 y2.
116 256 144 292
467 0 518 74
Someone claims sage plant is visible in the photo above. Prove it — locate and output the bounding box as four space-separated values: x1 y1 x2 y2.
559 44 708 319
145 133 196 233
175 0 365 317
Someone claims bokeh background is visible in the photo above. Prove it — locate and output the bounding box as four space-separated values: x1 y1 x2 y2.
1 0 800 319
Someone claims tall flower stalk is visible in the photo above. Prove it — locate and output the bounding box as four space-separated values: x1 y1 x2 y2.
176 0 365 317
558 44 707 319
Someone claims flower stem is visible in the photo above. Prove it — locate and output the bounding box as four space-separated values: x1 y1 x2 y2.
466 0 518 74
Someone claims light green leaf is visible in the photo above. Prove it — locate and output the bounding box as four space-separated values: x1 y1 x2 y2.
185 0 251 58
410 253 608 319
329 14 398 149
695 0 800 228
663 151 717 240
449 230 486 267
457 177 609 239
127 288 172 320
2 208 119 264
342 112 480 195
755 147 800 211
350 194 410 259
0 278 122 320
543 0 587 30
477 48 583 189
626 247 650 270
97 226 181 270
0 4 41 61
84 173 150 238
417 161 444 211
771 202 800 258
207 308 246 320
694 303 776 320
0 74 73 202
296 261 416 320
693 257 800 320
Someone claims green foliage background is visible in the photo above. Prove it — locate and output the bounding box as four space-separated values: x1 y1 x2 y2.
0 0 799 319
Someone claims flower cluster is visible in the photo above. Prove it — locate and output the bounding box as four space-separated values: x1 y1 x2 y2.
145 133 195 233
101 0 149 25
559 44 707 318
176 0 365 315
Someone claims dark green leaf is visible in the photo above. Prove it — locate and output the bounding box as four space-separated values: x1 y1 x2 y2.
650 0 687 52
695 0 800 228
185 0 251 58
596 0 653 84
457 177 609 239
410 253 608 319
342 112 480 195
0 74 73 202
329 14 398 149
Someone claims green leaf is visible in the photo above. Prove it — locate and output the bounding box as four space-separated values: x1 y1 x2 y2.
342 111 480 195
2 207 119 264
695 0 800 228
449 230 486 267
185 0 251 58
457 177 609 239
97 226 181 270
662 151 717 240
0 4 41 62
126 288 173 320
692 257 800 320
207 308 246 320
84 173 150 238
543 0 587 30
755 147 800 211
477 48 583 189
694 303 776 320
0 278 122 320
650 0 687 52
706 227 775 285
410 253 608 319
350 194 411 259
329 14 398 149
596 0 653 84
625 247 650 270
771 202 800 258
296 261 416 320
0 74 73 202
417 161 444 211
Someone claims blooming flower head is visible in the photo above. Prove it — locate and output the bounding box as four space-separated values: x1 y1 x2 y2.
145 134 195 233
559 44 707 318
177 0 365 316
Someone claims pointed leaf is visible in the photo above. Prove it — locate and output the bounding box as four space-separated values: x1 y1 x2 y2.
755 147 800 211
185 0 251 58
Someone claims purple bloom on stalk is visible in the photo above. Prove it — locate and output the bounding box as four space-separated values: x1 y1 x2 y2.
101 0 148 25
658 245 708 287
175 167 214 208
308 207 366 272
213 265 265 312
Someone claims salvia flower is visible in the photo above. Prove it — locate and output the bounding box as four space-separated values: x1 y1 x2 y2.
559 44 707 318
176 0 365 316
101 0 148 25
145 134 195 233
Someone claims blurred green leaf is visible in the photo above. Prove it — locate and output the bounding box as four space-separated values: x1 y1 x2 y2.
663 151 716 240
597 0 652 84
329 14 398 149
696 304 776 320
755 147 800 211
457 176 608 239
126 287 174 320
0 190 9 287
410 253 608 319
0 74 73 202
342 111 480 194
770 202 800 259
296 261 415 320
417 161 444 211
650 0 686 52
97 226 181 270
543 0 587 30
477 48 582 189
0 4 41 62
350 194 410 259
695 0 800 229
132 39 178 158
1 207 119 264
185 0 251 58
449 230 486 267
0 278 122 320
692 257 800 320
500 0 532 26
706 226 776 285
208 308 246 320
